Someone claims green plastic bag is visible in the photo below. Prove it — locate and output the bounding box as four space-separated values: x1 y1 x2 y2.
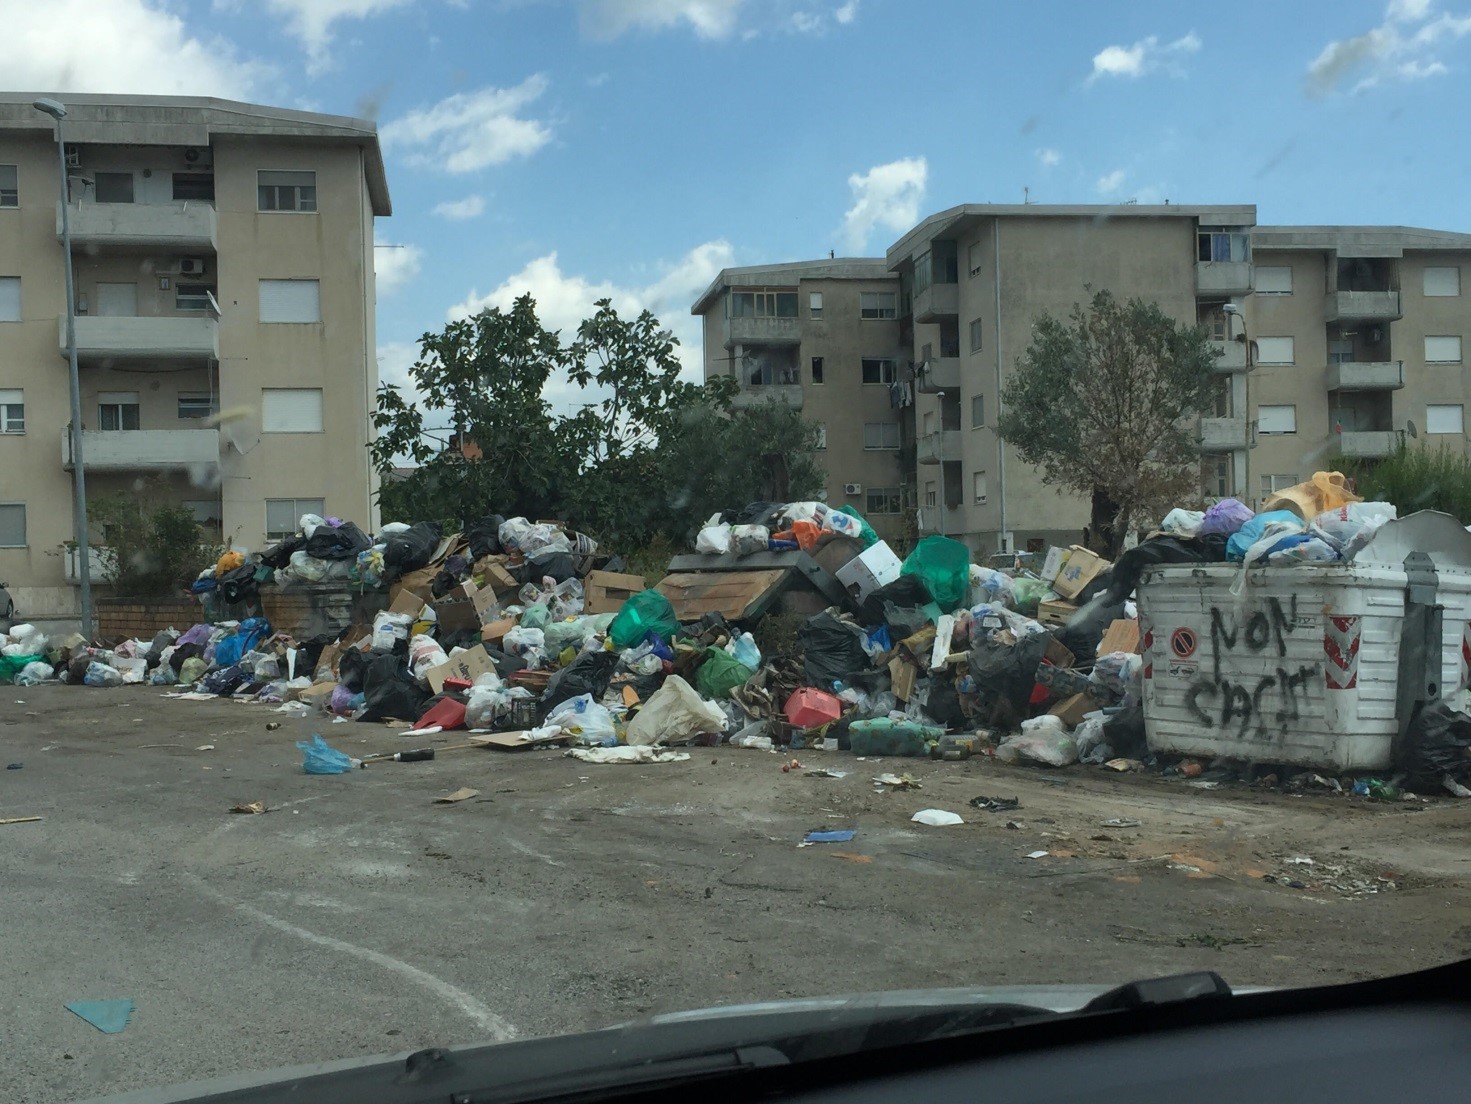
1011 577 1056 617
520 603 551 630
836 505 879 548
694 649 756 700
901 535 972 612
609 589 681 650
0 653 46 685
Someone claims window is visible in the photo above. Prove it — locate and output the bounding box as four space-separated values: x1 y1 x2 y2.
1201 307 1229 341
172 173 214 202
729 290 797 317
861 357 896 384
1197 230 1249 262
973 471 988 504
176 284 215 312
968 317 984 352
0 277 18 322
177 393 217 420
1426 335 1463 363
183 499 223 528
258 170 317 212
98 392 141 431
814 424 826 449
808 292 823 319
1260 473 1299 497
1255 266 1293 295
860 291 897 319
0 503 25 548
968 242 983 277
0 165 15 207
1327 338 1354 366
1205 456 1232 499
865 487 901 515
1257 405 1297 435
262 388 324 433
924 481 937 507
971 394 985 427
863 422 900 450
1255 337 1295 365
266 498 324 540
0 389 22 434
94 172 135 203
259 279 321 323
1427 404 1465 435
810 356 824 384
1424 267 1460 297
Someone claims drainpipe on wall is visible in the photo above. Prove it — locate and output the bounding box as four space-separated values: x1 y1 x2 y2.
992 218 1009 554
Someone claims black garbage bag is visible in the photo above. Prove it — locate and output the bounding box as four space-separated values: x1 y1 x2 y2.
526 550 576 584
169 641 204 673
483 646 527 680
1055 596 1129 665
338 646 396 694
358 652 430 722
925 675 967 729
1106 534 1229 603
430 554 472 598
145 629 178 671
293 632 337 679
859 576 933 627
260 535 306 569
539 651 618 716
798 613 871 687
382 521 443 577
735 501 786 527
201 664 248 696
1075 567 1114 605
465 514 506 560
415 690 468 723
882 601 931 642
1402 699 1471 787
217 562 260 605
969 631 1050 727
305 522 372 562
1102 702 1147 758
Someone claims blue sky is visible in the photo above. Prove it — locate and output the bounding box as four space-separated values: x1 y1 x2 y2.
7 0 1471 405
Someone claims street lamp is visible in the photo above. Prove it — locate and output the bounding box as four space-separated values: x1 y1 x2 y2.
1222 303 1254 508
33 97 92 640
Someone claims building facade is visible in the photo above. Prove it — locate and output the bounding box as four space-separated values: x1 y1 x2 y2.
0 94 389 616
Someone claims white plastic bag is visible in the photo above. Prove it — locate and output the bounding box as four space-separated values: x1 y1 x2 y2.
1160 508 1205 538
497 517 534 552
911 809 964 826
726 631 762 669
15 660 54 686
823 511 863 539
696 514 732 555
286 549 330 583
299 513 325 537
730 524 769 556
503 626 545 657
625 675 727 746
372 610 413 650
6 623 47 655
378 522 411 537
969 565 1016 609
995 715 1077 767
1313 502 1397 557
545 694 618 746
408 633 449 681
465 683 533 729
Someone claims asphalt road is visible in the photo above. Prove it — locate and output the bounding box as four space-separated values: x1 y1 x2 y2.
7 686 1471 1103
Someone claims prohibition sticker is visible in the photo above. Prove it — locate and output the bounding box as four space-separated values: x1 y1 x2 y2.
1170 627 1198 659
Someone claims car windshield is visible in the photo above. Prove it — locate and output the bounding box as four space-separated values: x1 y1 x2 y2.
5 2 1471 1101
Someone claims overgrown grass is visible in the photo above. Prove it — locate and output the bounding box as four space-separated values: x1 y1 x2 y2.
624 532 680 588
1336 445 1471 524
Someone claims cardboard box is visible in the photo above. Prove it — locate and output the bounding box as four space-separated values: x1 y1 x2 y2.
811 534 864 576
424 644 500 694
1040 545 1070 584
889 655 918 702
297 681 337 701
1048 691 1100 727
1037 598 1079 627
482 617 517 646
1052 545 1109 600
583 570 645 615
834 540 903 603
475 557 520 596
387 587 427 617
394 567 439 602
433 580 499 634
1097 618 1141 656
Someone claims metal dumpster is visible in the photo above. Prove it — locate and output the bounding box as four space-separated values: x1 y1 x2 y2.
1135 511 1471 772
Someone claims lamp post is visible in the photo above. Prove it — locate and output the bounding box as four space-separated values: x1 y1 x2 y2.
935 391 946 536
1222 303 1254 508
33 97 92 640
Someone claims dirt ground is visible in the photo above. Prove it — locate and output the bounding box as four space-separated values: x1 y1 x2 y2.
7 685 1471 1102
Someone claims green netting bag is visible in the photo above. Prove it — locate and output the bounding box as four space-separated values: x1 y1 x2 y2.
608 589 680 650
900 535 971 612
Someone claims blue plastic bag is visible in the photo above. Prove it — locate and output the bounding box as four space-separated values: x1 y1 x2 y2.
296 734 354 775
1226 510 1305 562
215 616 271 668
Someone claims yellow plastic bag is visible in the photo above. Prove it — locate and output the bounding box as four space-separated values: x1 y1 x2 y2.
215 550 245 576
1262 471 1361 520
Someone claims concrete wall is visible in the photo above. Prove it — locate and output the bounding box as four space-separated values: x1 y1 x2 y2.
1394 250 1471 457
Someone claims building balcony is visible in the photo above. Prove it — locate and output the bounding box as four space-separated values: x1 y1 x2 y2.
725 315 801 346
1336 430 1404 459
60 201 217 251
913 282 959 323
731 384 803 410
917 428 961 465
1209 339 1247 372
64 545 115 584
1196 261 1253 295
1328 361 1405 392
914 356 960 393
63 428 220 472
1326 290 1402 322
1199 416 1248 451
64 315 219 364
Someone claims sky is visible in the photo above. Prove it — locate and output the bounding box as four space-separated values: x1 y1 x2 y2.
4 0 1470 421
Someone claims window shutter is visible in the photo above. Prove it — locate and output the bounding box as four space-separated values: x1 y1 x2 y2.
1255 266 1292 294
259 279 321 323
0 277 19 322
262 388 324 432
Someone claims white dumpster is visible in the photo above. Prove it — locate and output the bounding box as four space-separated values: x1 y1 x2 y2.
1136 511 1471 772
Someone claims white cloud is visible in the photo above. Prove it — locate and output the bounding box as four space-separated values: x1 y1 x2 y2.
840 156 927 253
377 340 420 392
1089 31 1201 81
579 0 746 39
375 239 423 296
446 241 734 406
380 76 552 173
791 10 823 33
1037 147 1062 167
1307 0 1471 94
834 0 859 24
432 195 486 220
1096 168 1126 194
256 0 413 75
0 0 269 97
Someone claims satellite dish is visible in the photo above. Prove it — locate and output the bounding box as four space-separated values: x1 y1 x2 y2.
1406 419 1418 439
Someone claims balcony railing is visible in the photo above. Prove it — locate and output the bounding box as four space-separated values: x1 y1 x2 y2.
1336 430 1405 458
1199 416 1248 451
917 428 961 464
1209 339 1247 372
63 428 220 471
60 200 217 251
1196 261 1253 295
726 315 801 345
1327 361 1405 391
914 356 960 393
731 384 803 410
1325 290 1402 322
913 282 959 323
65 315 219 363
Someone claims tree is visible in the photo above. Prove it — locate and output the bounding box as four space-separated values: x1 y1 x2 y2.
996 289 1219 558
86 486 220 596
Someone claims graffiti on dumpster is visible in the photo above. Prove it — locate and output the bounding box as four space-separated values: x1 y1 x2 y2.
1180 595 1321 741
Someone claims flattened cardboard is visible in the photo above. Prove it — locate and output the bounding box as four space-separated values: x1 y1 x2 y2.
889 655 918 702
1052 545 1109 600
388 587 427 617
395 566 439 602
297 682 337 700
1043 636 1076 670
433 580 499 634
583 570 646 614
425 645 499 694
469 730 573 751
1048 691 1099 727
656 568 789 621
481 617 517 646
1097 618 1141 656
476 558 520 596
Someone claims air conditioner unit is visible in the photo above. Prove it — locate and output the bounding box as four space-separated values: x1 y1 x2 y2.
183 146 212 168
178 257 206 276
843 483 863 495
64 145 82 169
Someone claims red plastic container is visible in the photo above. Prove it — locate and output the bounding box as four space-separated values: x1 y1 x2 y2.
784 688 842 729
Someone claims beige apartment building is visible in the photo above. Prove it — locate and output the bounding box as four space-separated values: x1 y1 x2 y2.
691 259 911 540
0 94 389 616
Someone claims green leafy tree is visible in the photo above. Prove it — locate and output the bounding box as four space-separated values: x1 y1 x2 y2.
996 289 1219 558
1338 444 1471 522
87 487 220 596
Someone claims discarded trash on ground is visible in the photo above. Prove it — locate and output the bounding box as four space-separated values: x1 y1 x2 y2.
911 809 964 826
66 999 134 1035
229 801 267 815
434 787 481 804
969 795 1021 812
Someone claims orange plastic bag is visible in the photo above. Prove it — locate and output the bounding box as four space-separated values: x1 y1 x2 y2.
1262 471 1361 520
215 550 245 576
772 520 822 551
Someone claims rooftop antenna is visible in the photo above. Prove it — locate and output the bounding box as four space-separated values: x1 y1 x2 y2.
829 249 835 259
1023 186 1031 204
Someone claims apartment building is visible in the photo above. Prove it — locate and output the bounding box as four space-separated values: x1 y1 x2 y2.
0 94 389 615
691 260 911 540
